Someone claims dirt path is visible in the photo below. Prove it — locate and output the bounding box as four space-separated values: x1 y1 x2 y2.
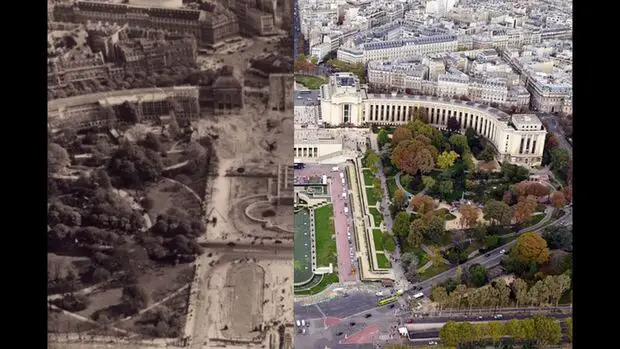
205 159 234 241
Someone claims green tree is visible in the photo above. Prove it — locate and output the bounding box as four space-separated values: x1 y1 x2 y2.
421 175 436 190
438 180 454 196
439 321 460 347
511 232 551 265
512 278 529 307
372 177 383 199
542 226 572 251
364 149 381 173
400 173 412 188
423 215 446 243
377 129 390 148
488 321 505 344
431 286 448 304
505 318 525 341
521 318 536 341
479 144 496 162
407 220 425 247
121 284 150 314
392 211 411 237
468 264 488 287
483 199 513 225
310 55 318 65
449 134 470 154
566 318 572 342
550 148 570 171
382 233 396 252
462 151 475 171
532 315 562 346
494 281 512 307
437 150 460 169
392 188 407 209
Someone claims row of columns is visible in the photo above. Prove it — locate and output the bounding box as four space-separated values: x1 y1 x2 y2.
366 103 499 145
294 147 319 158
519 136 538 155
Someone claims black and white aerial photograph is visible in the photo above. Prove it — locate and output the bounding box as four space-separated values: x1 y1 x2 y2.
47 1 294 348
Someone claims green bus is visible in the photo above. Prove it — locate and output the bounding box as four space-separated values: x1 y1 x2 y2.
378 296 399 306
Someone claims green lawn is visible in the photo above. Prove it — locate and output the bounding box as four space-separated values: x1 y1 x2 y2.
362 169 375 186
372 229 384 251
314 204 337 267
295 75 327 90
401 244 429 266
294 273 339 295
376 253 391 269
528 213 546 226
369 207 383 227
365 186 381 207
419 262 449 281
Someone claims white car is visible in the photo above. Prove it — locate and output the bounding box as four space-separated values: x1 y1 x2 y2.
428 341 438 345
500 249 506 254
494 314 503 319
375 291 384 297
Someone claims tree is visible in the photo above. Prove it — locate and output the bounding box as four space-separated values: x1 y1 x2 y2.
437 150 460 169
512 278 528 308
468 264 488 287
505 319 525 341
502 191 513 204
364 149 381 173
550 148 570 171
310 55 318 65
423 215 446 243
532 315 562 346
478 145 496 162
511 232 550 265
391 126 412 146
440 321 460 347
446 116 460 132
462 151 475 171
121 285 150 313
407 220 424 247
483 200 513 225
392 212 411 237
421 176 436 190
392 188 407 209
566 318 572 342
494 281 511 307
372 177 383 200
400 174 412 188
549 191 566 208
140 132 162 152
377 129 389 148
542 226 572 251
459 204 479 229
438 180 454 196
118 101 140 124
488 322 505 344
391 138 438 175
48 143 70 173
513 196 537 224
431 286 448 304
108 143 163 187
410 195 437 214
449 134 470 154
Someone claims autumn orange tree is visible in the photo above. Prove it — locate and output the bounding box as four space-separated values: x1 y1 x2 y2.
550 191 566 208
391 137 438 175
513 195 537 224
511 232 550 265
409 194 437 214
391 125 413 146
458 204 479 229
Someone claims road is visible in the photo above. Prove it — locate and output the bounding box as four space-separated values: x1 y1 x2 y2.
294 304 570 348
537 112 572 160
404 209 572 298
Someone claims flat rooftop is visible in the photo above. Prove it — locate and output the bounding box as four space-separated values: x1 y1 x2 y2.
294 90 320 106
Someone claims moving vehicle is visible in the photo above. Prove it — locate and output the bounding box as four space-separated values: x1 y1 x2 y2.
296 320 301 327
396 289 404 296
375 291 384 297
500 249 506 254
377 295 399 306
412 292 424 299
293 161 305 169
301 320 306 326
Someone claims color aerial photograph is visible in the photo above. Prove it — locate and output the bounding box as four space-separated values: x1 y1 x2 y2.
292 0 572 348
47 0 294 349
